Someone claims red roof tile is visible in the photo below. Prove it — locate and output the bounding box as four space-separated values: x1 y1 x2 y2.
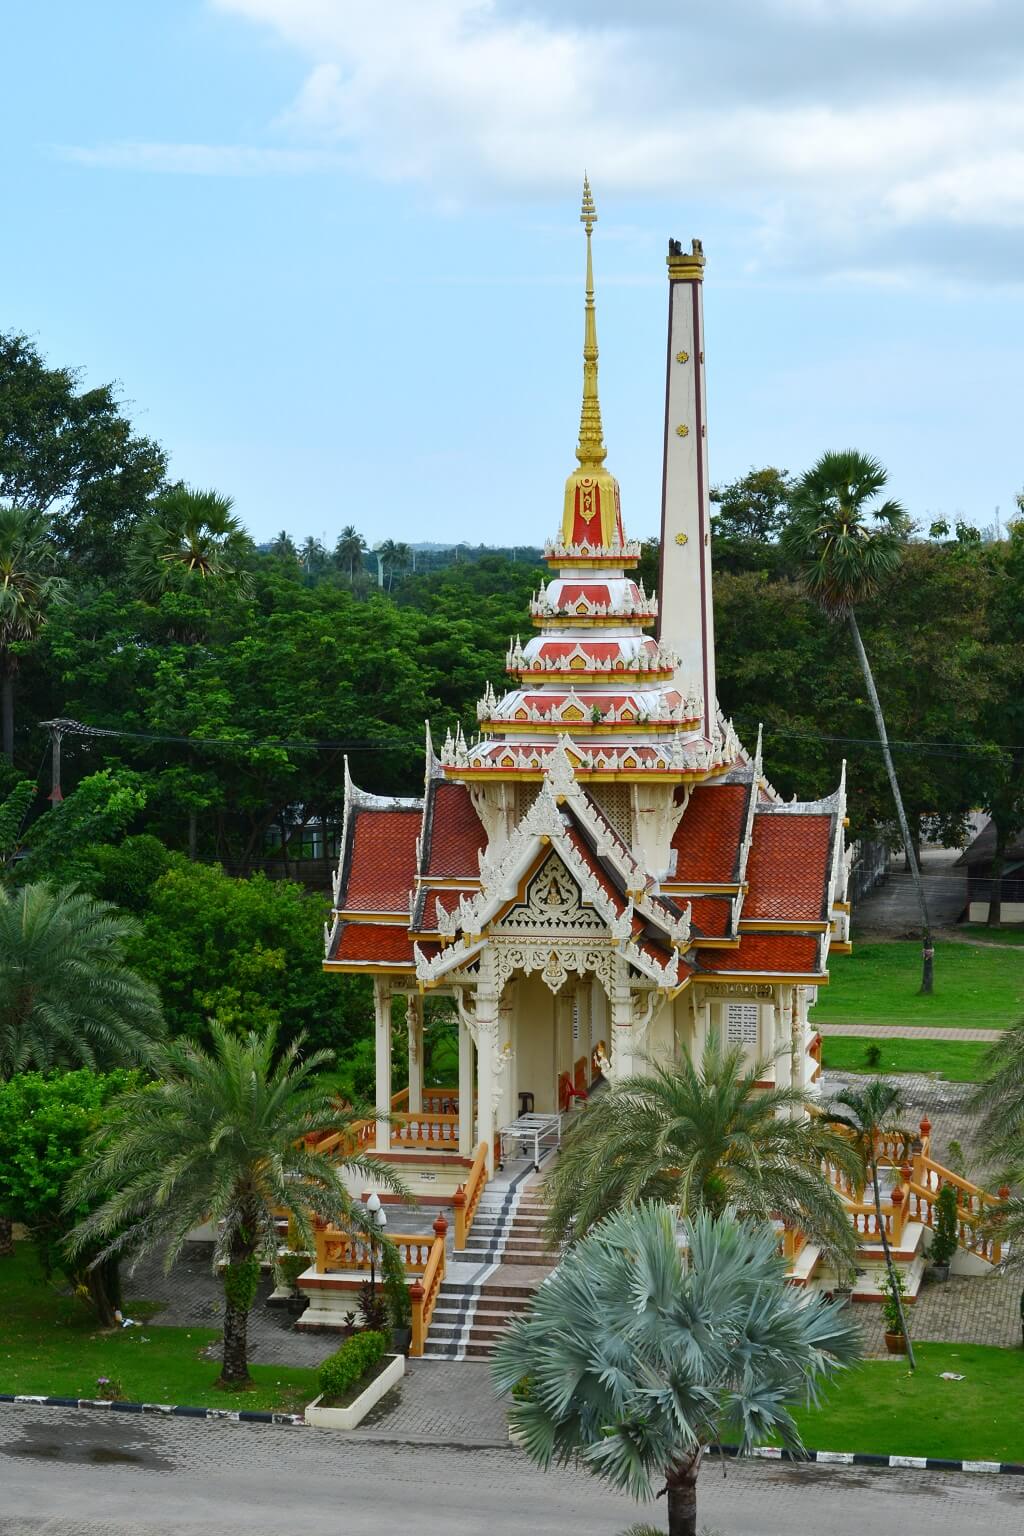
425 782 485 879
671 783 750 884
333 922 416 965
698 934 821 975
687 895 734 937
744 814 833 922
564 826 628 916
344 808 421 912
417 886 477 930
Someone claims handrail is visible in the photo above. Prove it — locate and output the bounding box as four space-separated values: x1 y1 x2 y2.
314 1227 439 1274
410 1216 448 1356
453 1142 489 1250
905 1180 1003 1264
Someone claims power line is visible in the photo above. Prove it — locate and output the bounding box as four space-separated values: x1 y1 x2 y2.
37 718 408 753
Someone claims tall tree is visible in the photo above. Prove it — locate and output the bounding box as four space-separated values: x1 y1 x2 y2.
0 506 67 759
67 1023 406 1388
270 530 298 563
0 883 163 1256
543 1042 859 1262
783 450 934 993
493 1204 860 1536
711 465 792 573
825 1079 916 1368
299 535 328 578
0 331 166 573
129 486 252 602
334 525 366 583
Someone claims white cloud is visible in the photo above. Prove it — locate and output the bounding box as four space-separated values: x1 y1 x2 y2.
65 0 1024 280
59 141 342 175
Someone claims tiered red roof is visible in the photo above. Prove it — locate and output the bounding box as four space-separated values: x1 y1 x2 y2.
668 782 750 886
423 781 485 878
343 807 421 913
697 933 823 976
743 813 833 924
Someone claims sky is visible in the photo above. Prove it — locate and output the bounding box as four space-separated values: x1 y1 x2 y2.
3 0 1023 548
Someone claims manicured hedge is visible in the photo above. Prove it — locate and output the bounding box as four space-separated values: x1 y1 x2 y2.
317 1330 389 1400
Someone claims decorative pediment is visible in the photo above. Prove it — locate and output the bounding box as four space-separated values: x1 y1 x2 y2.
495 853 608 935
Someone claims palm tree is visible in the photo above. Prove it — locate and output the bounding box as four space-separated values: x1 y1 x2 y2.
544 1040 860 1263
66 1023 407 1388
334 525 366 584
299 535 327 577
375 539 397 590
129 487 252 601
493 1203 861 1536
0 506 67 759
783 450 933 993
270 529 298 563
825 1078 916 1367
0 883 164 1256
969 1021 1024 1302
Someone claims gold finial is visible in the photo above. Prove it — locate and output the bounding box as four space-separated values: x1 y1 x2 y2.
576 174 606 469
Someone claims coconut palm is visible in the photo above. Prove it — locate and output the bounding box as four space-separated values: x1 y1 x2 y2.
65 1022 407 1388
299 535 327 576
0 505 67 759
334 525 366 583
129 487 252 601
493 1203 861 1536
782 450 933 992
270 529 298 563
0 882 164 1256
544 1040 860 1263
824 1078 916 1367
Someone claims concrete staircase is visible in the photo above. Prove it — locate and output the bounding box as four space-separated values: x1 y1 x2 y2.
423 1183 559 1359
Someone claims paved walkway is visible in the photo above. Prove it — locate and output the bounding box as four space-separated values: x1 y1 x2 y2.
818 1023 1003 1041
853 844 971 935
2 1405 1022 1536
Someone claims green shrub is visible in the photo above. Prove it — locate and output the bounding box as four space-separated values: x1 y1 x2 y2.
930 1183 960 1267
881 1267 907 1335
317 1329 389 1401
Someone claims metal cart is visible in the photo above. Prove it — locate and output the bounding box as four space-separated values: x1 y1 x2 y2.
498 1112 563 1171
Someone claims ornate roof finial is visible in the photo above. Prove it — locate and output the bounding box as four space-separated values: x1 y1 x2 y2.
576 174 606 470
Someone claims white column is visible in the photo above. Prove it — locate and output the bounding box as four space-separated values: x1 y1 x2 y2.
373 979 392 1153
458 1014 475 1158
475 949 500 1173
794 986 814 1103
773 988 792 1115
406 994 423 1114
608 956 637 1083
497 991 516 1129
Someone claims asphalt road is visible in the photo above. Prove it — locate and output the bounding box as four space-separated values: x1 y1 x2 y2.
1 1407 1022 1535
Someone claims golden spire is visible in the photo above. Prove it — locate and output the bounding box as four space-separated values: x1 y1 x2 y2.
576 174 606 469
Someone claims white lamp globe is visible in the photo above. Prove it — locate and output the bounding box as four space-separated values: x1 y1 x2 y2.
366 1192 381 1215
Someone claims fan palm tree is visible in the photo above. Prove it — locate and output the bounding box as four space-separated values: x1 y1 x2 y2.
0 505 67 759
824 1078 916 1367
129 487 252 601
65 1023 407 1388
334 525 366 583
0 883 164 1255
782 450 933 992
544 1040 860 1263
493 1203 861 1536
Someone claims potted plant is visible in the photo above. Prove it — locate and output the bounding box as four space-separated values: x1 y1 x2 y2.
305 1328 404 1430
928 1183 959 1282
881 1267 908 1354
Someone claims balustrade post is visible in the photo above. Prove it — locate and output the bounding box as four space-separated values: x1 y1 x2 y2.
453 1185 467 1251
410 1280 425 1356
919 1117 931 1161
890 1184 905 1246
313 1219 328 1273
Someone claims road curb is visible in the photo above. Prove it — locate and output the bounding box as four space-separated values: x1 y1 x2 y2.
2 1396 1023 1473
0 1393 305 1426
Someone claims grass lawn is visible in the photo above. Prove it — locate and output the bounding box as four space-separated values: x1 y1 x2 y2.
787 1343 1024 1463
0 1243 318 1413
960 924 1024 946
821 1034 991 1082
812 941 1024 1030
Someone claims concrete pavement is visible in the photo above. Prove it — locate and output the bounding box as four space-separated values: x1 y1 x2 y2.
1 1405 1022 1536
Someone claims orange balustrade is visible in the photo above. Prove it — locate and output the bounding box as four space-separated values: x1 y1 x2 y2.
313 1227 439 1275
410 1215 448 1357
453 1142 489 1250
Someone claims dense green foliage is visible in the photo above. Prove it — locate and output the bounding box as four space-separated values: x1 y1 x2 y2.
317 1329 389 1401
0 1069 135 1320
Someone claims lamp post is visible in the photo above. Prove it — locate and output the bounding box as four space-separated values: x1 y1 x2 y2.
366 1193 387 1317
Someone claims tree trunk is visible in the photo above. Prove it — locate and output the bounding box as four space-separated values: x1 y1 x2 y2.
188 809 198 861
218 1298 253 1387
1 670 13 762
871 1156 915 1370
0 1212 14 1258
84 1258 122 1329
987 821 1008 928
848 614 933 994
665 1458 701 1536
